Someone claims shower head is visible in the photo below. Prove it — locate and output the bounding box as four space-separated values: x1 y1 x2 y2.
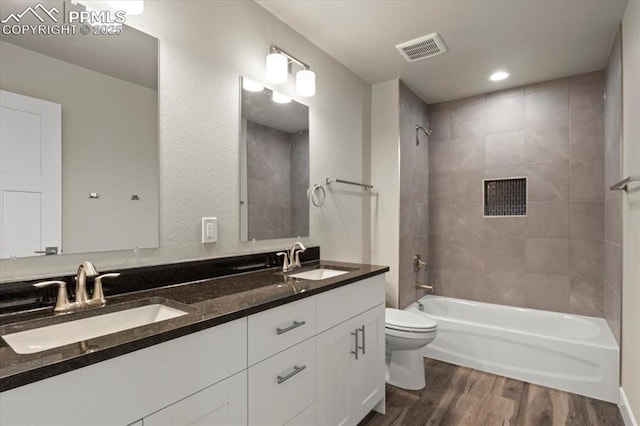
415 125 432 145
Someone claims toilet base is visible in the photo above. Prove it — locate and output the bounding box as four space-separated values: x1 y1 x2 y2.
386 348 426 390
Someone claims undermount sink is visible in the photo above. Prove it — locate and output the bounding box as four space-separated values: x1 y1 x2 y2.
287 268 349 281
2 300 191 354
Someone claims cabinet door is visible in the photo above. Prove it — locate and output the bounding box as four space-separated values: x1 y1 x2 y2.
284 403 315 426
315 317 358 426
144 371 247 426
349 305 385 422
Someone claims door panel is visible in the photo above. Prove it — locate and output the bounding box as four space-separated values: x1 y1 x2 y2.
350 306 385 422
315 319 356 426
143 371 247 426
0 107 41 174
1 191 41 257
0 90 61 258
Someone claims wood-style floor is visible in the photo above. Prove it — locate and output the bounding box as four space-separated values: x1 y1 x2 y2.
359 358 622 426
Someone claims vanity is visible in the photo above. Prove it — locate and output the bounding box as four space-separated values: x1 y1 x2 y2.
0 256 388 426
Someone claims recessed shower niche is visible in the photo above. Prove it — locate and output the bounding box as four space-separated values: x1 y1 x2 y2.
483 177 527 217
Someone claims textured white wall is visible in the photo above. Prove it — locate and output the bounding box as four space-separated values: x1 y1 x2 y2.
371 80 400 307
621 0 640 421
0 1 372 281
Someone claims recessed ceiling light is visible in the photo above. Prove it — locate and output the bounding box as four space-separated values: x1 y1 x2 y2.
489 71 511 81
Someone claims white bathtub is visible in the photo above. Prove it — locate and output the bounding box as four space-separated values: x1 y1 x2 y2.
407 295 619 403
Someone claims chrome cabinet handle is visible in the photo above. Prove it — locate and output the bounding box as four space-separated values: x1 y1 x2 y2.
351 330 359 360
276 320 306 335
277 365 306 384
358 325 366 355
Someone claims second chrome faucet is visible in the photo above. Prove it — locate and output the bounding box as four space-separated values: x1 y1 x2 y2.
277 242 307 272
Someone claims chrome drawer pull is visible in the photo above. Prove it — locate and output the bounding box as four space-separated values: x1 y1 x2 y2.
276 320 306 335
277 365 306 384
351 330 359 360
358 325 366 355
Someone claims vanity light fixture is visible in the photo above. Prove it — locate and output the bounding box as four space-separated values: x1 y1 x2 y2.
265 50 288 84
489 70 511 81
242 78 264 92
296 68 316 97
265 45 316 97
272 92 292 104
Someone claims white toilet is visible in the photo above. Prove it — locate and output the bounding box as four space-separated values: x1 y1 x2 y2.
385 308 438 390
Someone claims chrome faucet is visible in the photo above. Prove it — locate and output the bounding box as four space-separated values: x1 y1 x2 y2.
75 261 98 305
33 262 120 313
289 242 306 269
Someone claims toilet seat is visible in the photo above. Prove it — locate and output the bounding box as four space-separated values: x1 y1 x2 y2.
385 308 437 333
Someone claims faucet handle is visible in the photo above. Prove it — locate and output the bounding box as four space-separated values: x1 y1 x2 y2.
89 273 120 306
33 281 70 313
292 247 306 268
276 252 290 272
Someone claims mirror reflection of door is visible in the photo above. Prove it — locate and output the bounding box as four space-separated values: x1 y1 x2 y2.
0 90 62 258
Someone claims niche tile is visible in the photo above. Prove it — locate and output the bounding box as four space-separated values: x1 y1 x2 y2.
483 178 527 216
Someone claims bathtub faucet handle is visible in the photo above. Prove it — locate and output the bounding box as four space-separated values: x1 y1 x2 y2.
413 254 427 272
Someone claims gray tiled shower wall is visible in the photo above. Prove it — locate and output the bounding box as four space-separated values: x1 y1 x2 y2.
426 70 612 317
604 29 623 344
246 121 309 240
398 81 430 308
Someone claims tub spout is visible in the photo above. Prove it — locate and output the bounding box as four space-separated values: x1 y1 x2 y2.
416 282 434 292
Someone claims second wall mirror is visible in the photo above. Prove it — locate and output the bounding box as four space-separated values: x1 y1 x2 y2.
239 77 309 241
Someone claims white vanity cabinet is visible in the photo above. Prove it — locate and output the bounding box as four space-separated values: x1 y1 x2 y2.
0 273 386 426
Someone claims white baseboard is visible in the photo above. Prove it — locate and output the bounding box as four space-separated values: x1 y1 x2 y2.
620 387 638 426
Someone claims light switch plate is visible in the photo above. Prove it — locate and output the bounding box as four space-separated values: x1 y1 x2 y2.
202 217 217 244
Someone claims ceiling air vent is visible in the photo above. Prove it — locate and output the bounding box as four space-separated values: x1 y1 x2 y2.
395 33 448 62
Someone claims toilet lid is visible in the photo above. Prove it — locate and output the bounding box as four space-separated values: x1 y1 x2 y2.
385 308 437 331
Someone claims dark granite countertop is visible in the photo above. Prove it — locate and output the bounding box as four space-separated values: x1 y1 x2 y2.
0 260 388 392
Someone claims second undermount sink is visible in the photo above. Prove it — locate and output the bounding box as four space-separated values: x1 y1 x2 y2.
287 268 349 281
2 299 191 354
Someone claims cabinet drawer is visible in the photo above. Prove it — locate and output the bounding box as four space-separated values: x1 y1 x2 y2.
248 296 316 365
316 275 385 332
249 338 315 426
285 403 315 426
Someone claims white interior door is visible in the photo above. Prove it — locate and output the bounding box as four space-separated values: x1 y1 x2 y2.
0 90 61 258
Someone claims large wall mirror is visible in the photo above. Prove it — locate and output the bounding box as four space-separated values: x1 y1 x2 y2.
239 77 309 241
0 0 159 259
